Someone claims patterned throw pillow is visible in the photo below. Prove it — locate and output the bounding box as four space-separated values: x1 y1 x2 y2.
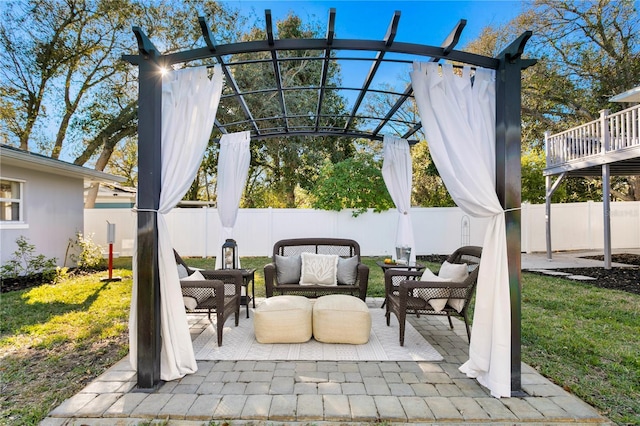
299 252 339 286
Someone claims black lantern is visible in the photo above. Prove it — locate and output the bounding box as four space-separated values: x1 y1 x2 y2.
221 239 238 269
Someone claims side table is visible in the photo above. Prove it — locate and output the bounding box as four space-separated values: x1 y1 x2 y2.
238 268 256 318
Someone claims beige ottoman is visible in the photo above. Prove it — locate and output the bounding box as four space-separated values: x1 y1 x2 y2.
254 295 312 343
312 295 371 344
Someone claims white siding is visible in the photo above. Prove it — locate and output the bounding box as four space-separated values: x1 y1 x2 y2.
1 165 84 267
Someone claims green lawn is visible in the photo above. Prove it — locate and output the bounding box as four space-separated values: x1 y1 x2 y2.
1 257 638 425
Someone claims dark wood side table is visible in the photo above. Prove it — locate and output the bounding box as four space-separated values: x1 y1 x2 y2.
375 261 426 308
238 268 256 318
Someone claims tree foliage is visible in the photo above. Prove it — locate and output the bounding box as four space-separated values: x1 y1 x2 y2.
310 151 394 216
465 0 640 202
207 12 355 208
0 0 241 203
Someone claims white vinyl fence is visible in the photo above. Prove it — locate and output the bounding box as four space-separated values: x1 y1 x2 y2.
85 201 640 258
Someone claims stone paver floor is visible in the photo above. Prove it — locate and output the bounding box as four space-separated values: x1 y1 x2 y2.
41 297 612 425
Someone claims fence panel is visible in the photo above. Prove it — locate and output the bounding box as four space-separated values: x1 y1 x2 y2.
85 202 640 258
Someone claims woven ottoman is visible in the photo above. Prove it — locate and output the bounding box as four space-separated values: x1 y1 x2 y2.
312 294 371 344
254 295 313 343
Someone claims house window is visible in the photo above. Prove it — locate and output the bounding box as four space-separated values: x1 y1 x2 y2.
0 178 24 222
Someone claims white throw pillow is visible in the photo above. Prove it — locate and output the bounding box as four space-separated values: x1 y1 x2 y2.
438 261 469 281
447 298 466 313
182 270 205 281
417 267 451 312
181 270 207 310
183 296 198 311
438 261 469 313
300 252 339 286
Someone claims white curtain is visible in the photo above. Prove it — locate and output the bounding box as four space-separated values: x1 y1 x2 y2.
410 62 511 398
129 65 224 381
214 131 251 269
382 135 416 264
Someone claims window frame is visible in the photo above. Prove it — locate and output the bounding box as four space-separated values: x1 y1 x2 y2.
0 177 27 229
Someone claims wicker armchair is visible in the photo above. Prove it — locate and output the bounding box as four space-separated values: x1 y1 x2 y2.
174 250 242 346
384 246 482 345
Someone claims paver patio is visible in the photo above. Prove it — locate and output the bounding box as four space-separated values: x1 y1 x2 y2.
41 296 612 425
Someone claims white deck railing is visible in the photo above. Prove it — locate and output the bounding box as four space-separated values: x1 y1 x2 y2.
545 104 640 167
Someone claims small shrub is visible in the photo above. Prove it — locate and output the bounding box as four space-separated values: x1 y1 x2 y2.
0 236 58 279
68 232 105 271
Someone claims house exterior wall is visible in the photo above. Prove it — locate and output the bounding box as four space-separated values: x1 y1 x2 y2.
1 164 84 267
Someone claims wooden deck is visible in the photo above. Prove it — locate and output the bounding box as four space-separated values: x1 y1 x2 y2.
544 104 640 177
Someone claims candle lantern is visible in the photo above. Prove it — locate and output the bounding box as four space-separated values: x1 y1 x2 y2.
221 239 238 269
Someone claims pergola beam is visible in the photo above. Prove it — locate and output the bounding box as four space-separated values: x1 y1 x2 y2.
314 8 336 132
198 17 217 52
266 10 289 133
373 19 466 137
343 11 400 132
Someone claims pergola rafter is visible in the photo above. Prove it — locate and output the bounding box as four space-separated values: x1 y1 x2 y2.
123 7 535 395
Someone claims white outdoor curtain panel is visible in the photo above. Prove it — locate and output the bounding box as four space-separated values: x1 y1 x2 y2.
410 62 511 398
129 65 224 381
214 131 251 269
381 135 416 264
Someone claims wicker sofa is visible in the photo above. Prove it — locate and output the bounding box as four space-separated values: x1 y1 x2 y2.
264 238 369 300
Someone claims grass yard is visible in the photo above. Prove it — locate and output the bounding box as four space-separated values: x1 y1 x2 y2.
0 256 638 425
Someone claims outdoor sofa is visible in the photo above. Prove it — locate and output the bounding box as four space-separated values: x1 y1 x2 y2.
264 237 369 300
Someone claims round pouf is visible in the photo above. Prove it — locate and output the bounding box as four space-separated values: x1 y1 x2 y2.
254 295 313 343
312 295 371 344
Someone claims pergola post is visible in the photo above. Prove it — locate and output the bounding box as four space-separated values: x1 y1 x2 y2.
495 32 535 396
132 32 163 390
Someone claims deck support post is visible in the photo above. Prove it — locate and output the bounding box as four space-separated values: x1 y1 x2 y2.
600 109 612 269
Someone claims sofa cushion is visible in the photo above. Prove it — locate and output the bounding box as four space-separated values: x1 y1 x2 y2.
337 256 358 285
275 254 301 284
300 252 338 286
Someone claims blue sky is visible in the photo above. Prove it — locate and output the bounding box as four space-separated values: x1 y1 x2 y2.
220 0 526 46
218 1 527 114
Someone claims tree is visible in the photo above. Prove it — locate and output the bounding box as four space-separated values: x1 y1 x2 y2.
209 12 355 208
310 152 394 216
465 0 640 202
411 142 454 207
0 0 242 206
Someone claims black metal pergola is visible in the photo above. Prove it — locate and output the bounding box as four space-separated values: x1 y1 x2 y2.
124 8 535 395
